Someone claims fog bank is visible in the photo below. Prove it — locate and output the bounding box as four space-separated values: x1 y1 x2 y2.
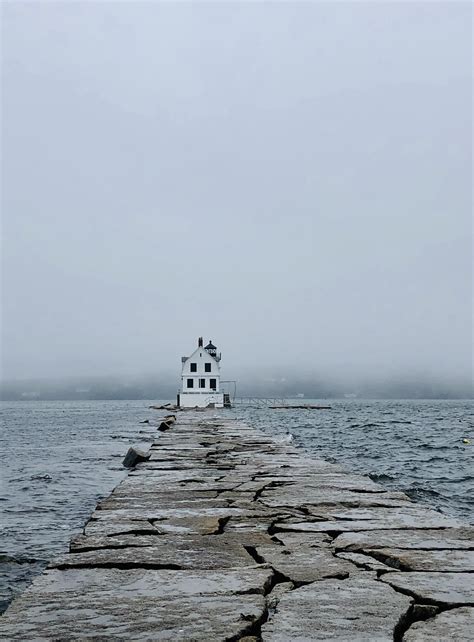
2 2 472 390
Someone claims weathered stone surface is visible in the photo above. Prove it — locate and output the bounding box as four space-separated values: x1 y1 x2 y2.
333 527 474 551
403 607 474 641
52 535 255 570
113 477 231 493
218 490 260 503
410 603 439 620
256 544 355 583
85 513 237 537
261 574 412 641
126 479 238 492
70 533 162 552
337 551 396 572
365 548 474 572
275 531 332 547
153 516 225 535
97 494 224 511
262 473 385 495
266 581 294 612
148 449 210 461
72 530 274 554
236 480 277 492
90 506 247 521
224 517 277 533
260 485 410 508
275 509 459 533
0 567 272 640
381 572 474 605
310 505 461 526
129 460 207 471
84 518 162 537
127 472 226 486
122 446 150 468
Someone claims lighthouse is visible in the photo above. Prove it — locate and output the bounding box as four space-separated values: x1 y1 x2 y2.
177 337 225 408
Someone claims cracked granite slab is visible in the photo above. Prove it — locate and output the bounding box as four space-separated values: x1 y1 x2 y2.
362 548 474 572
381 572 474 606
403 607 474 640
255 543 356 583
52 535 255 570
0 567 272 640
332 527 474 551
261 574 412 641
274 512 460 532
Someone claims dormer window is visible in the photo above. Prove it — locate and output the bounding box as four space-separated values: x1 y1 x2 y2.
190 363 197 372
205 363 212 373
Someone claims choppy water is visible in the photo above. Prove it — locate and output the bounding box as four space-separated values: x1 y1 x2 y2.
0 400 157 613
1 398 473 613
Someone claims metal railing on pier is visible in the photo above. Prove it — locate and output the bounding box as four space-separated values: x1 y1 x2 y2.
234 397 288 408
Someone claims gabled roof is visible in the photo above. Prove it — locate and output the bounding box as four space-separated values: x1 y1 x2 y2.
182 345 218 364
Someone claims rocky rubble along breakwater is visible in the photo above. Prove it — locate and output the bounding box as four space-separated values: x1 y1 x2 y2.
1 415 473 640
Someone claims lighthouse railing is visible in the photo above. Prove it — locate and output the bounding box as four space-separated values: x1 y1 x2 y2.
233 397 288 407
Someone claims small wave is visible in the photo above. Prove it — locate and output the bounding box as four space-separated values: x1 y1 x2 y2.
4 506 56 514
0 554 40 565
424 455 452 464
30 474 52 482
369 473 395 482
351 422 381 429
418 444 448 451
437 475 474 484
405 486 441 500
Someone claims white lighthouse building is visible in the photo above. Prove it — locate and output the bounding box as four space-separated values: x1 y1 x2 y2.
177 337 225 408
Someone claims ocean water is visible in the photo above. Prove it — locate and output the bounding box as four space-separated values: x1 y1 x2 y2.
1 398 473 613
0 400 158 613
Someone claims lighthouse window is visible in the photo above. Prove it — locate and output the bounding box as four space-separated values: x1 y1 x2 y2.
190 363 197 372
187 379 194 388
210 378 217 389
199 378 206 388
205 363 212 373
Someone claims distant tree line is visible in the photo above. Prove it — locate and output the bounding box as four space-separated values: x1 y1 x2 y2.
0 373 471 401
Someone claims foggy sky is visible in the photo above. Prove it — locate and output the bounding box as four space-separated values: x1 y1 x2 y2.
1 2 472 388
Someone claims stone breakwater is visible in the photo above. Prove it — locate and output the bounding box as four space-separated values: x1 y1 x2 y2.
1 416 473 640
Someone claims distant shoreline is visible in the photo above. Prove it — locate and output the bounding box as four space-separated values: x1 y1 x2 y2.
1 395 472 402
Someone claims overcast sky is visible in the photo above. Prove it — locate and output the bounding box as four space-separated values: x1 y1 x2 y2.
1 1 472 386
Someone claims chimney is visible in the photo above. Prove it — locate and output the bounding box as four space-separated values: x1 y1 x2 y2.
198 337 203 347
